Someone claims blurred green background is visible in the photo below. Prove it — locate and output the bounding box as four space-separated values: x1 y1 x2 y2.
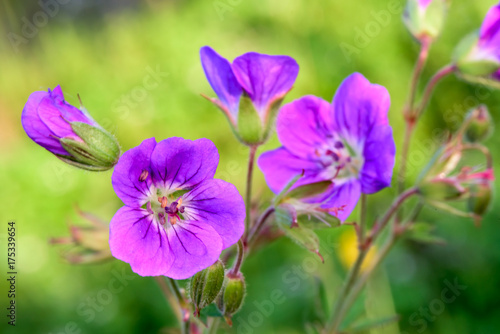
1 0 500 333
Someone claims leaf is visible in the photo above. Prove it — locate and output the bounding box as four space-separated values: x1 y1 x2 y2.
282 225 323 262
286 181 333 200
298 213 341 230
345 315 400 333
406 222 446 245
274 173 303 205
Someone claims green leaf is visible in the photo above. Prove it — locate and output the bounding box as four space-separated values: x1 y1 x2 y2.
345 315 400 333
298 213 341 230
275 204 298 228
406 222 446 245
273 172 303 205
286 181 333 200
282 225 323 261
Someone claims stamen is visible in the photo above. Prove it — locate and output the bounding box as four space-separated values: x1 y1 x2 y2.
158 196 168 208
139 170 149 182
146 202 154 214
158 212 166 225
334 141 344 149
179 206 185 213
170 216 177 225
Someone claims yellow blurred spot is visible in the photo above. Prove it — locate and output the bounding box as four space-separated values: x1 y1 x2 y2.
338 228 376 272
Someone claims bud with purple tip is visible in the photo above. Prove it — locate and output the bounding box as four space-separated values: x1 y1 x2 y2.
403 0 449 42
22 86 120 171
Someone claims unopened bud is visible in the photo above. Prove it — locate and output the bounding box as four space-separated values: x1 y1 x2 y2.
467 183 492 216
190 260 225 316
418 179 465 201
403 0 449 42
464 105 493 143
217 272 246 322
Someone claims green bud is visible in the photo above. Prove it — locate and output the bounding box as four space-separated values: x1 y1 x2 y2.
467 183 492 216
58 122 120 171
464 105 493 143
454 32 500 77
418 180 465 201
190 260 225 316
217 272 246 321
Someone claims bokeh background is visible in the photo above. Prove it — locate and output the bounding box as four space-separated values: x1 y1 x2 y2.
1 0 500 333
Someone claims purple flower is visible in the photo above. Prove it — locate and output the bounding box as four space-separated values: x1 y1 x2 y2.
418 0 433 8
258 73 396 222
455 3 500 81
109 137 245 279
21 86 120 171
200 46 299 144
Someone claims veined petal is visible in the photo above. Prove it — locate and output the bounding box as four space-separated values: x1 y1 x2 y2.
277 95 333 160
320 179 361 222
150 137 219 191
479 3 500 50
182 179 245 248
21 91 68 155
258 147 325 194
109 206 223 279
38 86 95 139
232 52 299 116
332 73 390 145
163 220 222 279
112 138 156 207
200 46 243 120
360 125 396 194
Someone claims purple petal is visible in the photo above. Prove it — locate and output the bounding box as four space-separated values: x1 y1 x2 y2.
360 125 396 194
332 73 390 145
418 0 433 8
150 137 219 190
258 147 325 194
320 179 361 222
479 3 500 51
38 86 96 139
109 206 222 279
21 91 68 155
277 95 333 160
112 138 156 207
182 179 245 249
200 46 243 120
232 52 299 116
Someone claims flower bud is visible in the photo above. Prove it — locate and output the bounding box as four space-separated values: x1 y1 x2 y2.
403 0 449 42
190 260 225 316
200 46 299 146
49 207 112 264
418 179 466 201
463 105 493 143
22 86 120 171
467 182 492 216
217 272 246 322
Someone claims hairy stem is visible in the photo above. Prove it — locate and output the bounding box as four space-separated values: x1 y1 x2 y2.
415 64 455 119
247 206 275 246
231 239 245 275
359 194 368 244
245 145 258 233
154 276 183 323
326 188 418 333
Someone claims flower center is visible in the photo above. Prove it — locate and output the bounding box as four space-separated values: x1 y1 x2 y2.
316 139 363 180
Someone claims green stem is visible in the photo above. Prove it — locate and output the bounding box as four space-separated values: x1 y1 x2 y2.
245 145 258 233
325 188 418 333
231 239 245 275
414 64 455 119
166 277 189 333
398 40 432 207
247 206 275 246
154 276 182 323
359 194 368 244
208 317 221 334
